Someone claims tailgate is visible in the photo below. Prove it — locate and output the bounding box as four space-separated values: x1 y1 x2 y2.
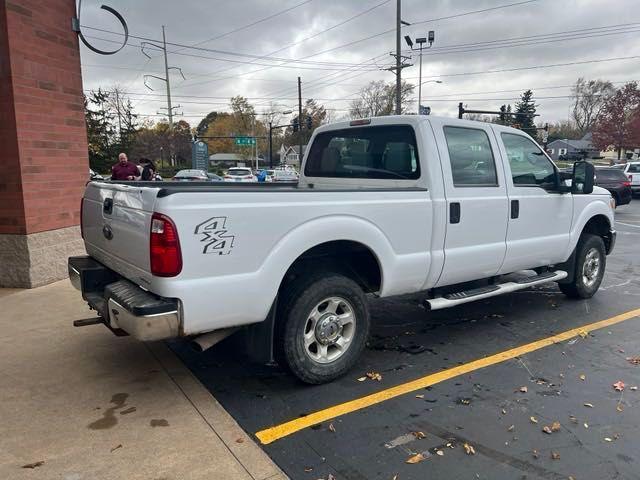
82 182 160 281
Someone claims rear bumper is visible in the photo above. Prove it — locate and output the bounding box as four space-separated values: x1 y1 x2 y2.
68 256 181 341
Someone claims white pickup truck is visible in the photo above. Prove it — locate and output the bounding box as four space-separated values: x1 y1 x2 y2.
69 115 616 384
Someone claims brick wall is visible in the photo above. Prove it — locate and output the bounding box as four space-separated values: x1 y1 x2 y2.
0 0 88 235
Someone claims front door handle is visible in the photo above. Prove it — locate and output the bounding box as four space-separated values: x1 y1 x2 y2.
450 202 461 224
511 199 519 219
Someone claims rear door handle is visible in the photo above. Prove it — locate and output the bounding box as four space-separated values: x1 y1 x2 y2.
510 199 519 219
450 202 461 224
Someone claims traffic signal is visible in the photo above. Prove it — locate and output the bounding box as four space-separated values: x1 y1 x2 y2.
306 115 313 130
499 105 506 123
292 117 299 132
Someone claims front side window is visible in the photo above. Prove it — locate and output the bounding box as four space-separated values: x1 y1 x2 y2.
502 133 556 188
443 126 498 186
304 125 419 179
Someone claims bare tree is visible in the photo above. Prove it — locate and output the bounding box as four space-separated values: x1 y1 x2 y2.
572 78 614 135
349 80 414 118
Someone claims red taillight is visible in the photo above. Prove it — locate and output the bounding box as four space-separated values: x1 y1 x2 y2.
150 213 182 277
623 181 631 187
80 198 84 239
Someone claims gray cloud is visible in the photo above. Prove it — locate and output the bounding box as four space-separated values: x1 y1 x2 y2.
79 0 640 124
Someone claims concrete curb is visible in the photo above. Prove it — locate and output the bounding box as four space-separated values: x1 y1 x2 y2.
146 342 288 480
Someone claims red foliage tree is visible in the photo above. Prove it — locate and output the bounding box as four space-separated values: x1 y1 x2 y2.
592 82 640 160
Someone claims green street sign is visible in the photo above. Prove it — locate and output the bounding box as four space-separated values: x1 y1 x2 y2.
234 136 256 146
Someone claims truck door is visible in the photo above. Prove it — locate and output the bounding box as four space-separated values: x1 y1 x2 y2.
495 131 573 273
433 124 509 287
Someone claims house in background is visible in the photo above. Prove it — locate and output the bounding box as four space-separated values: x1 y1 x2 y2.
546 132 599 161
279 144 307 168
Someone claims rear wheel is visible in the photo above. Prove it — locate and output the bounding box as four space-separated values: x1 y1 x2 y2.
559 234 606 299
276 273 370 384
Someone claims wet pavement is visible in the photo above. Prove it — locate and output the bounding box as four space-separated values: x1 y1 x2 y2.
175 202 640 480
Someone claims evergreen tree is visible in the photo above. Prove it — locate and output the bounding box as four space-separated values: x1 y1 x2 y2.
514 90 538 140
85 88 116 173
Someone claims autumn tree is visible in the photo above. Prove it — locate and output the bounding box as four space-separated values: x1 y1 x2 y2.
571 78 614 135
130 119 192 170
544 120 581 143
349 80 415 118
592 82 640 160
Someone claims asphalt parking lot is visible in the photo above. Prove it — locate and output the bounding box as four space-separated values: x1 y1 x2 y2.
175 201 640 480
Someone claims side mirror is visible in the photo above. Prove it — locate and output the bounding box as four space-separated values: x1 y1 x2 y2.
571 161 594 194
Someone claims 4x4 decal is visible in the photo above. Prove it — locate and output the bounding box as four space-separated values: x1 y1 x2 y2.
194 217 235 255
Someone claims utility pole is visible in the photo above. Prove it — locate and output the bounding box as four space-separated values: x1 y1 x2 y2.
395 0 401 115
162 26 173 128
114 88 122 143
141 26 185 129
298 76 303 167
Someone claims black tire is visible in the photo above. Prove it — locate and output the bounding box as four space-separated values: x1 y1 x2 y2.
276 272 370 384
559 234 606 299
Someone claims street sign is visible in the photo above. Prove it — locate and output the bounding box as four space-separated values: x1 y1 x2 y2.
191 140 208 170
235 137 256 146
419 105 431 115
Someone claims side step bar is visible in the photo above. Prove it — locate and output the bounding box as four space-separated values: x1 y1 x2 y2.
425 270 568 311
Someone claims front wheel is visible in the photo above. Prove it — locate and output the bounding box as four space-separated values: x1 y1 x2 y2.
559 234 606 299
277 273 370 384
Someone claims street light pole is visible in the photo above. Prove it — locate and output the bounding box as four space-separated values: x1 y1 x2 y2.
395 0 401 115
417 43 423 115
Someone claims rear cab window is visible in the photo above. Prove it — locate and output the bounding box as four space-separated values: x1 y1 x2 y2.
443 126 498 187
596 168 628 182
304 125 420 180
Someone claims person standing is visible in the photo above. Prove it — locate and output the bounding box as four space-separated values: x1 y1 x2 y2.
140 158 158 181
111 153 139 181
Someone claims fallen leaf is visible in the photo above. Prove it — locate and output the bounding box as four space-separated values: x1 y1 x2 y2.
392 475 398 480
507 425 515 432
551 421 561 432
551 451 560 460
519 386 528 393
579 374 586 381
459 398 471 405
584 423 589 428
617 404 624 412
406 453 426 464
532 449 539 459
626 356 640 365
304 467 313 472
328 423 336 433
328 474 336 480
412 431 426 439
542 426 552 434
613 381 625 392
366 371 383 381
584 403 594 408
236 438 244 443
631 386 638 391
436 450 444 456
21 461 44 469
357 376 367 382
110 444 122 452
530 416 538 424
415 394 424 399
501 408 507 415
463 443 476 455
605 437 612 442
578 330 588 339
569 416 578 424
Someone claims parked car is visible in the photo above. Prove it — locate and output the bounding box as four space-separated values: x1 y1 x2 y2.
224 167 256 182
207 172 223 182
617 162 640 196
70 115 616 384
271 167 299 183
172 169 209 182
595 167 632 207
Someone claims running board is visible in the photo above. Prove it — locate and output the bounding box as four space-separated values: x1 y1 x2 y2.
425 270 568 311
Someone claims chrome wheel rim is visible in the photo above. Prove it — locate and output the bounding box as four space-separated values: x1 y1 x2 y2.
303 296 356 364
582 248 601 288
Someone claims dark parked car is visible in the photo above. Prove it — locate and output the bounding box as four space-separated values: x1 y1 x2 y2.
595 167 632 207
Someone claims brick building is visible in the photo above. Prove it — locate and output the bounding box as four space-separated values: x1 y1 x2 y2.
0 0 88 287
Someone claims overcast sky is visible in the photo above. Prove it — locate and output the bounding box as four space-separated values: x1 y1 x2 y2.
79 0 640 125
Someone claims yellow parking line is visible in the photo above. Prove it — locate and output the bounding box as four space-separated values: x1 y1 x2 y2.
256 308 640 445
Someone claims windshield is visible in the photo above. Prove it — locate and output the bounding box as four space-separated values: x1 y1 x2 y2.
228 169 252 176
